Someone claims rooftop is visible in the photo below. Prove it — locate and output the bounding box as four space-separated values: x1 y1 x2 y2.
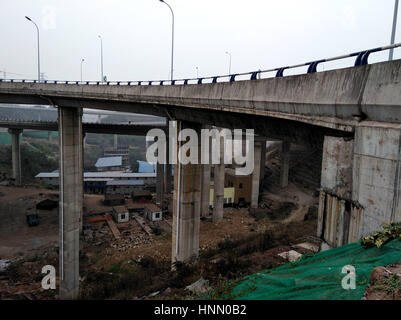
95 156 122 168
106 180 144 186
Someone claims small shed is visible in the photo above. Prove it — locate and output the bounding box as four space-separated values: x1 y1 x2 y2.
112 206 129 223
144 203 162 222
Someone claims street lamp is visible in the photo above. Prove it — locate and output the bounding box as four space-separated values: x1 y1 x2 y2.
98 35 104 82
196 66 199 78
389 0 399 61
80 58 85 82
159 0 175 81
25 16 40 82
225 51 231 75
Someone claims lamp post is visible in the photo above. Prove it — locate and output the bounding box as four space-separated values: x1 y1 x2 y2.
389 0 399 61
196 66 199 78
25 16 40 82
80 58 85 82
98 35 104 82
225 51 231 75
159 0 175 81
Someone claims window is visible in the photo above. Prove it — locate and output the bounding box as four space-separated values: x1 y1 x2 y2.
239 183 243 189
120 214 126 220
155 212 160 219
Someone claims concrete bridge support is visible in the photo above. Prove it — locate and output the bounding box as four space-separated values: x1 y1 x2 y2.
350 123 401 241
317 124 401 248
213 133 225 222
280 141 291 188
8 128 22 185
251 140 262 208
58 106 83 300
156 163 165 206
317 136 354 248
171 122 201 263
259 140 266 190
200 164 211 217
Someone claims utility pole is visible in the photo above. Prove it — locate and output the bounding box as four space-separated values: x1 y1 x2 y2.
389 0 399 61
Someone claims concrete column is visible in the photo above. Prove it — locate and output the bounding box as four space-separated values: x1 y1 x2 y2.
156 163 165 206
280 141 291 188
8 128 23 185
165 137 173 195
171 122 201 264
251 140 262 208
259 139 266 190
200 164 211 217
213 133 225 222
114 134 118 149
58 106 83 300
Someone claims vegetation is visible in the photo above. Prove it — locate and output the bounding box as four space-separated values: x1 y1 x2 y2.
362 222 401 248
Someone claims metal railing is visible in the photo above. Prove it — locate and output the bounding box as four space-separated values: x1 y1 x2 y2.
0 43 400 86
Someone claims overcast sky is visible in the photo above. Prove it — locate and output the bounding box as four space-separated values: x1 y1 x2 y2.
0 0 400 82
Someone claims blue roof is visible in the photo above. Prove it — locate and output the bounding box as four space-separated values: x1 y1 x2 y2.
137 161 156 173
106 180 144 186
95 156 122 168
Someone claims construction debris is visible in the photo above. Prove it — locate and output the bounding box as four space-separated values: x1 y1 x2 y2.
107 219 121 239
132 214 153 237
185 277 211 295
0 260 12 272
278 250 303 262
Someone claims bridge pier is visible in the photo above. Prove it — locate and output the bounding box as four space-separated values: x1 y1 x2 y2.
58 106 83 300
212 132 225 222
156 163 165 207
171 122 201 263
317 124 401 248
200 164 211 217
259 139 266 190
280 141 291 188
251 140 262 208
8 128 23 185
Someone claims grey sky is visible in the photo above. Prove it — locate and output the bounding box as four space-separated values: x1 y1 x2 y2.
0 0 399 82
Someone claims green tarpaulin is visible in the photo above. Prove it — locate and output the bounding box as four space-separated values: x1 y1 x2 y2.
228 239 401 300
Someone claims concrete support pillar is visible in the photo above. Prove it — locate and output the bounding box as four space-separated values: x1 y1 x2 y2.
58 106 83 300
114 134 118 149
280 141 291 188
165 137 173 195
259 139 266 190
200 164 211 217
156 163 165 206
213 132 225 222
213 164 225 222
8 128 23 185
251 140 262 208
171 122 201 264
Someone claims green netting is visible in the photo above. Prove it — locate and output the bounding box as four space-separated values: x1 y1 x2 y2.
228 239 401 300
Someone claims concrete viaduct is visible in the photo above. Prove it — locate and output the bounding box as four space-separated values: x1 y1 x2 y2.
1 56 401 299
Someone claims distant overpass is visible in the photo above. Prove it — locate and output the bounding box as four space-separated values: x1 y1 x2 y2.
0 120 165 135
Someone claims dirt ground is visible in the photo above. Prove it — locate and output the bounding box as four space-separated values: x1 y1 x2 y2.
363 265 401 300
0 182 319 299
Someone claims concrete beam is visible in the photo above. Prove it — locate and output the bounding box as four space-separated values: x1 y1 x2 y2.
280 141 291 188
8 128 23 185
171 122 201 263
58 106 83 300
